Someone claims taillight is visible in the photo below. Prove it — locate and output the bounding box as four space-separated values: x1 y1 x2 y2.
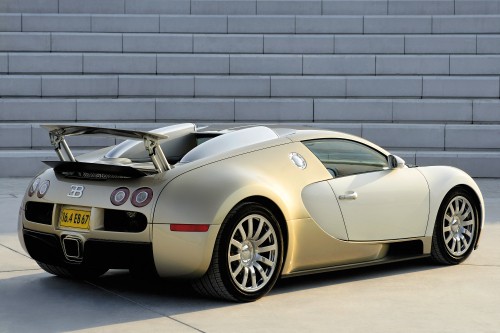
37 180 50 198
110 187 130 206
28 178 41 197
131 187 153 207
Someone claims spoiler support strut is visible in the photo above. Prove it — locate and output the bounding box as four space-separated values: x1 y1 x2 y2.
44 125 171 174
144 136 171 172
49 131 76 162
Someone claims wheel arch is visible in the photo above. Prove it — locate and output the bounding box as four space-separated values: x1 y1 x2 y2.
417 166 485 245
193 195 288 301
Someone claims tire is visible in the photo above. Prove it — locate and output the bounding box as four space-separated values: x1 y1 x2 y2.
431 189 479 265
37 261 108 280
192 202 284 302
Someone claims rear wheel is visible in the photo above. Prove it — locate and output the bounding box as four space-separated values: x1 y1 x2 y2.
37 262 108 279
431 189 479 265
192 203 284 302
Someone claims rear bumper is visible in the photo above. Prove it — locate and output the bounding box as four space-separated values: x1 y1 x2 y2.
23 228 155 270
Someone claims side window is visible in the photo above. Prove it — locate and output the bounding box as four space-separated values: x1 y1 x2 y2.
303 139 389 178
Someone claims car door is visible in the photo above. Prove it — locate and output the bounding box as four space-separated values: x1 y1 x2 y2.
303 139 429 241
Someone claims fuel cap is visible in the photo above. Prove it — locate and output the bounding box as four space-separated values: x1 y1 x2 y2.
289 152 307 169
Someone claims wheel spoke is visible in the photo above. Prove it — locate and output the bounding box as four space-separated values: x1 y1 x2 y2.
237 225 247 240
256 229 272 246
450 238 457 253
460 235 469 249
445 233 453 243
241 267 249 287
462 219 475 227
230 239 242 250
254 219 264 240
454 199 461 215
458 199 466 214
456 238 462 252
247 217 254 239
448 204 455 216
254 263 269 284
258 244 277 253
229 254 241 263
256 254 274 267
250 266 257 289
443 225 451 232
463 229 472 238
231 263 243 278
461 207 471 220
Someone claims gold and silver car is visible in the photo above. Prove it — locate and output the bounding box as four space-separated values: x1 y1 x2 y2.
18 123 484 302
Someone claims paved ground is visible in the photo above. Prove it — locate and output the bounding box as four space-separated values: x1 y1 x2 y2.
1 178 499 333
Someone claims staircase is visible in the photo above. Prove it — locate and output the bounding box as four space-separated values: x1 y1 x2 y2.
1 0 500 177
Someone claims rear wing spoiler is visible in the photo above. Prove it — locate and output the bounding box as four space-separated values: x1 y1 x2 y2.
42 125 172 173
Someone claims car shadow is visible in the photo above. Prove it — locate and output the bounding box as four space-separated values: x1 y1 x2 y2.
0 258 443 332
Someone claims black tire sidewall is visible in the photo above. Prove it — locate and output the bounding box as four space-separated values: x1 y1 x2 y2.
217 203 284 302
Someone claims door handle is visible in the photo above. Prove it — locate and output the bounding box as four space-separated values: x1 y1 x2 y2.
339 191 358 200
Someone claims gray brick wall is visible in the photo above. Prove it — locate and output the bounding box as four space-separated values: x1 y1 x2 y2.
264 35 334 54
196 76 270 97
0 14 21 31
23 14 91 32
304 55 375 75
123 34 192 52
2 3 500 177
9 53 82 74
0 33 50 51
157 54 229 74
160 15 227 33
41 75 118 97
51 33 122 52
92 14 159 32
295 16 363 33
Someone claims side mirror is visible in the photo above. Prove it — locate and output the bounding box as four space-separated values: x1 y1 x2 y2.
388 154 406 169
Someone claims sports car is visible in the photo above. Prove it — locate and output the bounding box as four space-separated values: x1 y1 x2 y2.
18 123 484 302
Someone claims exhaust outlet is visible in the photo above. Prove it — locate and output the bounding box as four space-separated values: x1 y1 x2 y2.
62 236 82 261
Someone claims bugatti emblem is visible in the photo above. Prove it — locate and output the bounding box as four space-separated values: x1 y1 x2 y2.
68 185 85 198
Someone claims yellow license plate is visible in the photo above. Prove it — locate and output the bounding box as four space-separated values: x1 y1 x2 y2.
59 208 91 230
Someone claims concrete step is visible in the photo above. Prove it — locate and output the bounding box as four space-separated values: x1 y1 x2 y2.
391 150 500 178
3 148 499 177
2 122 499 151
5 53 500 75
5 150 500 177
2 98 500 124
2 75 499 98
3 14 500 35
2 0 500 15
2 32 500 54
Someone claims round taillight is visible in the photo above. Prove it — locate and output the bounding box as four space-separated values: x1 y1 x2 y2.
131 187 153 207
28 177 41 197
37 180 50 198
110 187 130 206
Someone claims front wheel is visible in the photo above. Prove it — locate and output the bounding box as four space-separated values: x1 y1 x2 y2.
431 189 479 265
192 203 284 302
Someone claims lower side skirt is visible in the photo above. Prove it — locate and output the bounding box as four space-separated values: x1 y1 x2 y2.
283 254 431 278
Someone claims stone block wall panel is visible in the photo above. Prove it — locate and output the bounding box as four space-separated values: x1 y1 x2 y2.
2 3 500 177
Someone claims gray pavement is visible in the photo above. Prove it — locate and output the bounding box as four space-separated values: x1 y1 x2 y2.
1 178 499 333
